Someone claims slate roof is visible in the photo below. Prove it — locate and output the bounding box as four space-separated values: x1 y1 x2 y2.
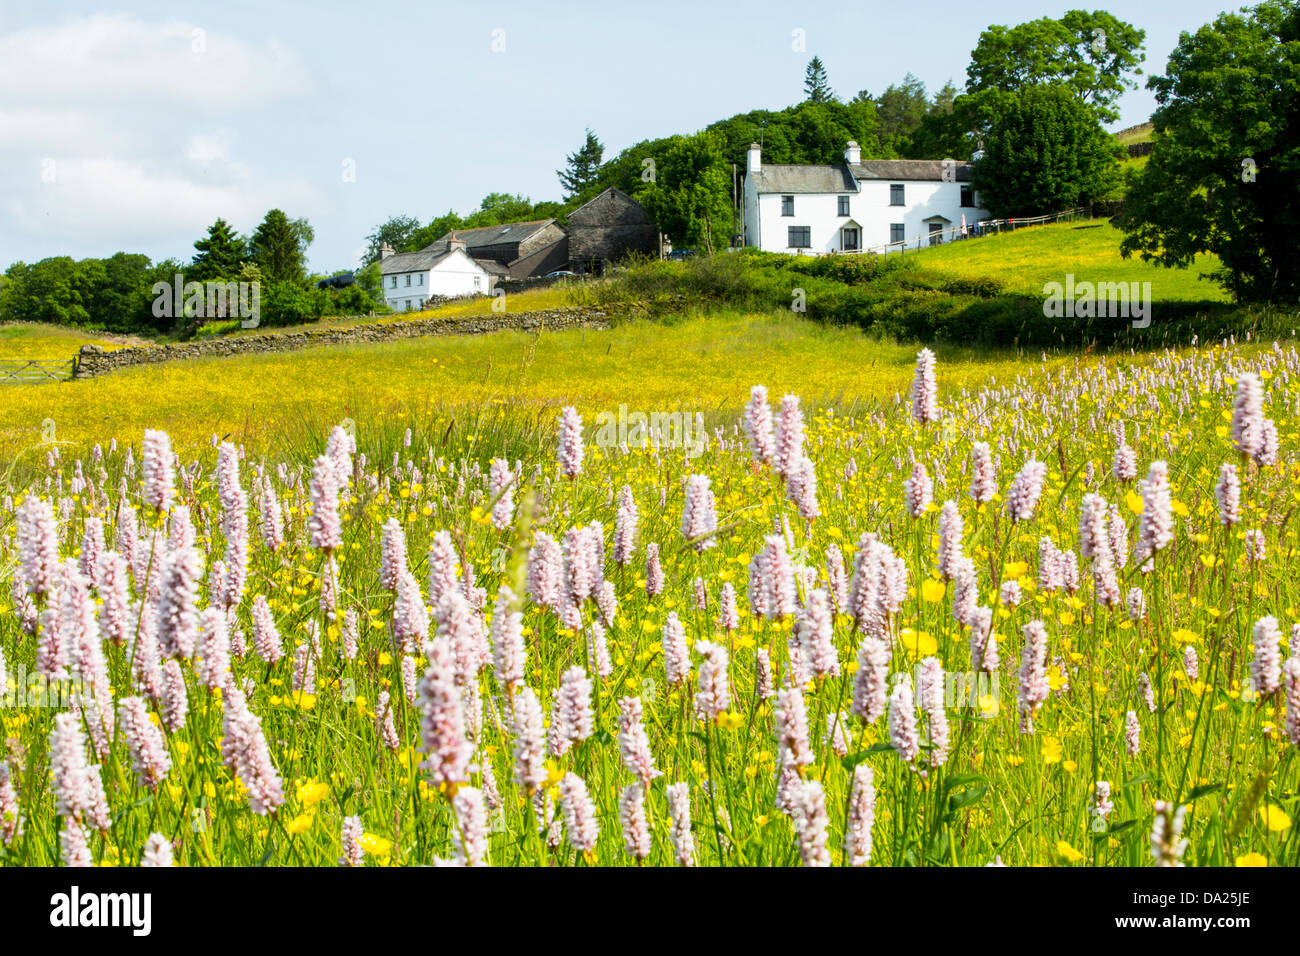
751 159 974 194
379 248 455 275
422 219 559 253
850 160 973 182
750 164 857 194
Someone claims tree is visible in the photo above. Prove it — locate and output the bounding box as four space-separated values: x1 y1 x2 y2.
558 129 604 200
1119 0 1300 303
463 193 535 228
250 209 312 284
803 57 834 103
874 74 930 152
636 132 732 253
362 215 423 266
970 83 1121 217
410 211 466 250
966 10 1146 123
190 218 249 281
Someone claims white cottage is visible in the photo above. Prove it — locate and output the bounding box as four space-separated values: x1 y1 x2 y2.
378 238 495 311
743 141 990 254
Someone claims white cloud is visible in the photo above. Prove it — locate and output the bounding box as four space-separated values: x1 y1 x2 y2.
0 13 310 111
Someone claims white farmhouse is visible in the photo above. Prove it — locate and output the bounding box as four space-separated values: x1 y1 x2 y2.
743 141 990 254
378 238 495 311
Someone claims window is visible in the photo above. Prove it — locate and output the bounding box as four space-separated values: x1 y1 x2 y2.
473 276 481 290
837 195 850 217
788 226 811 248
890 223 905 245
418 274 424 285
404 275 411 287
405 299 412 310
960 185 974 208
890 184 905 206
781 195 794 216
390 276 397 288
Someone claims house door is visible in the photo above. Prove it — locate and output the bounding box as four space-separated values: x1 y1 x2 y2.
928 222 944 246
842 227 859 251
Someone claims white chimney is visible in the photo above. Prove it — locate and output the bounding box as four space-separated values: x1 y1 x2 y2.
747 142 761 174
844 140 861 164
379 242 394 260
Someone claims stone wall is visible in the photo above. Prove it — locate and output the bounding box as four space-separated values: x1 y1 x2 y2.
73 306 610 379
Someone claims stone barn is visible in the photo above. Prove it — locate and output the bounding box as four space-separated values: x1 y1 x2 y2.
567 187 659 275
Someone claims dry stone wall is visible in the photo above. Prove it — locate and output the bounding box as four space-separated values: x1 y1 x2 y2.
73 307 609 378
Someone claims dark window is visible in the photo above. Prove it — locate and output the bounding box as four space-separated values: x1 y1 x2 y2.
890 223 905 244
890 184 905 206
781 195 794 216
404 275 411 286
837 195 850 216
788 226 811 248
960 185 974 207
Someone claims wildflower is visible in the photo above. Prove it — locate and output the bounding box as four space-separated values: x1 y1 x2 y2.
918 656 949 765
1251 616 1282 697
755 648 775 701
662 612 690 687
694 641 731 721
1136 461 1173 564
1184 644 1199 682
557 406 584 479
1005 458 1048 522
118 696 171 790
379 518 409 592
221 687 285 816
613 485 639 566
1215 463 1241 526
851 636 890 724
774 394 805 478
417 637 474 791
61 820 93 868
0 760 22 847
790 780 831 867
1125 710 1141 756
488 458 515 531
744 385 777 465
558 772 600 855
552 666 595 753
141 833 174 867
308 454 343 552
1230 373 1264 460
619 784 652 862
1093 781 1114 831
937 501 964 580
142 429 175 512
490 585 526 691
375 690 400 752
511 686 548 794
666 782 695 866
904 460 933 518
717 582 739 632
969 442 997 503
451 787 489 867
888 675 919 765
160 659 188 733
775 685 813 768
527 532 564 611
645 542 664 599
617 697 661 785
1285 657 1300 747
911 348 939 425
340 816 365 867
681 473 718 551
844 764 875 866
427 530 460 606
797 588 838 680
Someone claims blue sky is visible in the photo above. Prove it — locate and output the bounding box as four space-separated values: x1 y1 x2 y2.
0 0 1237 273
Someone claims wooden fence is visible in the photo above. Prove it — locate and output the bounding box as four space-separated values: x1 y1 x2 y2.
0 358 77 383
842 206 1094 257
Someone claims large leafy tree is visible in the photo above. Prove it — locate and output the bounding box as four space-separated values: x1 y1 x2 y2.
869 73 931 153
803 57 834 103
1119 0 1300 303
189 218 248 280
250 209 313 284
557 129 604 200
637 132 732 253
362 214 423 266
966 10 1146 123
971 83 1121 217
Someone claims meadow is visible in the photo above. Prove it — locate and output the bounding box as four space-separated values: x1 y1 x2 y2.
1 221 1297 868
0 333 1297 867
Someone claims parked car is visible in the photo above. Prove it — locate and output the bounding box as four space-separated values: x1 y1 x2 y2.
666 249 696 261
544 270 575 279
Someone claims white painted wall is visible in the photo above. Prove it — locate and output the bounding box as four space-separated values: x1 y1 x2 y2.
381 249 493 311
745 178 989 254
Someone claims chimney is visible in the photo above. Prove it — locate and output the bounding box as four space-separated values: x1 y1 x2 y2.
746 142 761 174
379 242 394 260
448 235 467 254
844 140 861 164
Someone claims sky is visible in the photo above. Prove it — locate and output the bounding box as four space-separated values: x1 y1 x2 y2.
0 0 1240 274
